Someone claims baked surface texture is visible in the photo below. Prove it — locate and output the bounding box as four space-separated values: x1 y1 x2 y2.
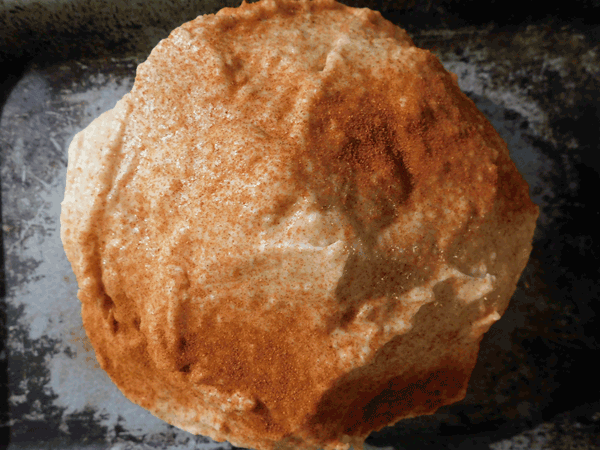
60 0 539 449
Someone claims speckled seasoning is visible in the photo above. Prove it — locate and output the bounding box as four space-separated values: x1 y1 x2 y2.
2 0 599 449
59 1 539 449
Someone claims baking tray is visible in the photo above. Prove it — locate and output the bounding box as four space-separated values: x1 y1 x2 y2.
1 1 599 449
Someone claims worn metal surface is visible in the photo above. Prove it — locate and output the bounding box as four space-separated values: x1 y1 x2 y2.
1 1 599 449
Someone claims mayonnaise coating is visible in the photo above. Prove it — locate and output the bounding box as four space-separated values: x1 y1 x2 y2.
61 1 539 449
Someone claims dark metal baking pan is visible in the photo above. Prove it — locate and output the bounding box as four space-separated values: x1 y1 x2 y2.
1 1 599 449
